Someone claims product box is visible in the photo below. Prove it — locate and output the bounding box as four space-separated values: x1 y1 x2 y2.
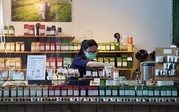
54 86 61 97
57 57 62 68
3 86 10 97
99 86 105 97
129 86 135 96
105 86 112 97
112 86 118 97
16 42 20 51
117 57 122 68
97 57 104 63
103 57 109 63
30 86 37 97
136 86 143 96
17 86 24 97
6 42 11 51
50 43 55 51
42 86 48 97
119 86 125 96
67 86 73 97
15 57 21 70
48 85 55 97
10 42 15 52
68 42 74 51
56 42 61 51
50 57 56 68
73 86 80 97
31 42 36 51
45 42 50 51
46 58 50 68
24 86 30 97
35 42 40 51
10 85 17 97
61 85 67 97
80 86 87 97
109 57 115 67
36 86 43 97
63 57 72 68
39 42 45 51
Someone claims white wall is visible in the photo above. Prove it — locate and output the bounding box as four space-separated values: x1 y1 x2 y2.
2 0 172 52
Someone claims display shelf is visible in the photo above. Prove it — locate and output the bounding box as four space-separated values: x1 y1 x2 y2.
0 51 134 54
2 35 75 39
0 97 178 105
116 68 133 71
155 48 179 81
0 35 135 80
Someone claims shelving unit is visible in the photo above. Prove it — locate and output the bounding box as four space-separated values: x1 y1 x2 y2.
0 35 135 79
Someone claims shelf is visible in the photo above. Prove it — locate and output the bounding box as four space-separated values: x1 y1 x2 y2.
0 51 79 54
0 97 178 105
116 68 133 71
0 51 134 54
98 51 134 53
2 35 75 39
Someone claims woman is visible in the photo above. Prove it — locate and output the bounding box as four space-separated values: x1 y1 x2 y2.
70 39 104 78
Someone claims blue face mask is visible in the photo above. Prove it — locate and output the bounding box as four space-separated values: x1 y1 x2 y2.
85 52 97 60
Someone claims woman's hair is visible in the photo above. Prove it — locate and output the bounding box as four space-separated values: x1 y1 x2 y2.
77 39 98 56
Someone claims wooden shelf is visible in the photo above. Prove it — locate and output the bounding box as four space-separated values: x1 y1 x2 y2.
116 68 133 71
98 51 134 53
0 51 134 54
2 35 75 39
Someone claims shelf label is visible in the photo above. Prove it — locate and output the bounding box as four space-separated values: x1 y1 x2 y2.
163 49 172 54
27 55 46 80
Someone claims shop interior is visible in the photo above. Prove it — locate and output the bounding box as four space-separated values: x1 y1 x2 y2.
0 0 178 112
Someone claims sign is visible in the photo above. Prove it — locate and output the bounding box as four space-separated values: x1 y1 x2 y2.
27 55 46 80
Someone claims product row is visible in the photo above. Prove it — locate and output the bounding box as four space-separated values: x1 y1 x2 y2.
0 85 178 98
0 41 126 52
0 55 133 70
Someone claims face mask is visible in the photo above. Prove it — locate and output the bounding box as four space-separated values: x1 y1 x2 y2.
85 52 97 60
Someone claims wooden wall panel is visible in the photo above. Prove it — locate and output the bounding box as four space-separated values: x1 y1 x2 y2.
43 104 61 112
114 105 131 112
97 104 114 112
132 105 149 112
0 105 7 112
79 104 96 112
26 104 43 112
62 104 79 112
7 105 25 112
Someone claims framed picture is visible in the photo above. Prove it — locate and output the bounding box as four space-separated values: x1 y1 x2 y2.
11 0 72 22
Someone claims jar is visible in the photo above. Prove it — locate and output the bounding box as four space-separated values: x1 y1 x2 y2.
40 25 45 36
50 25 56 36
46 26 51 36
28 25 35 36
24 24 29 36
105 43 110 51
3 25 8 35
8 25 15 36
57 27 62 37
